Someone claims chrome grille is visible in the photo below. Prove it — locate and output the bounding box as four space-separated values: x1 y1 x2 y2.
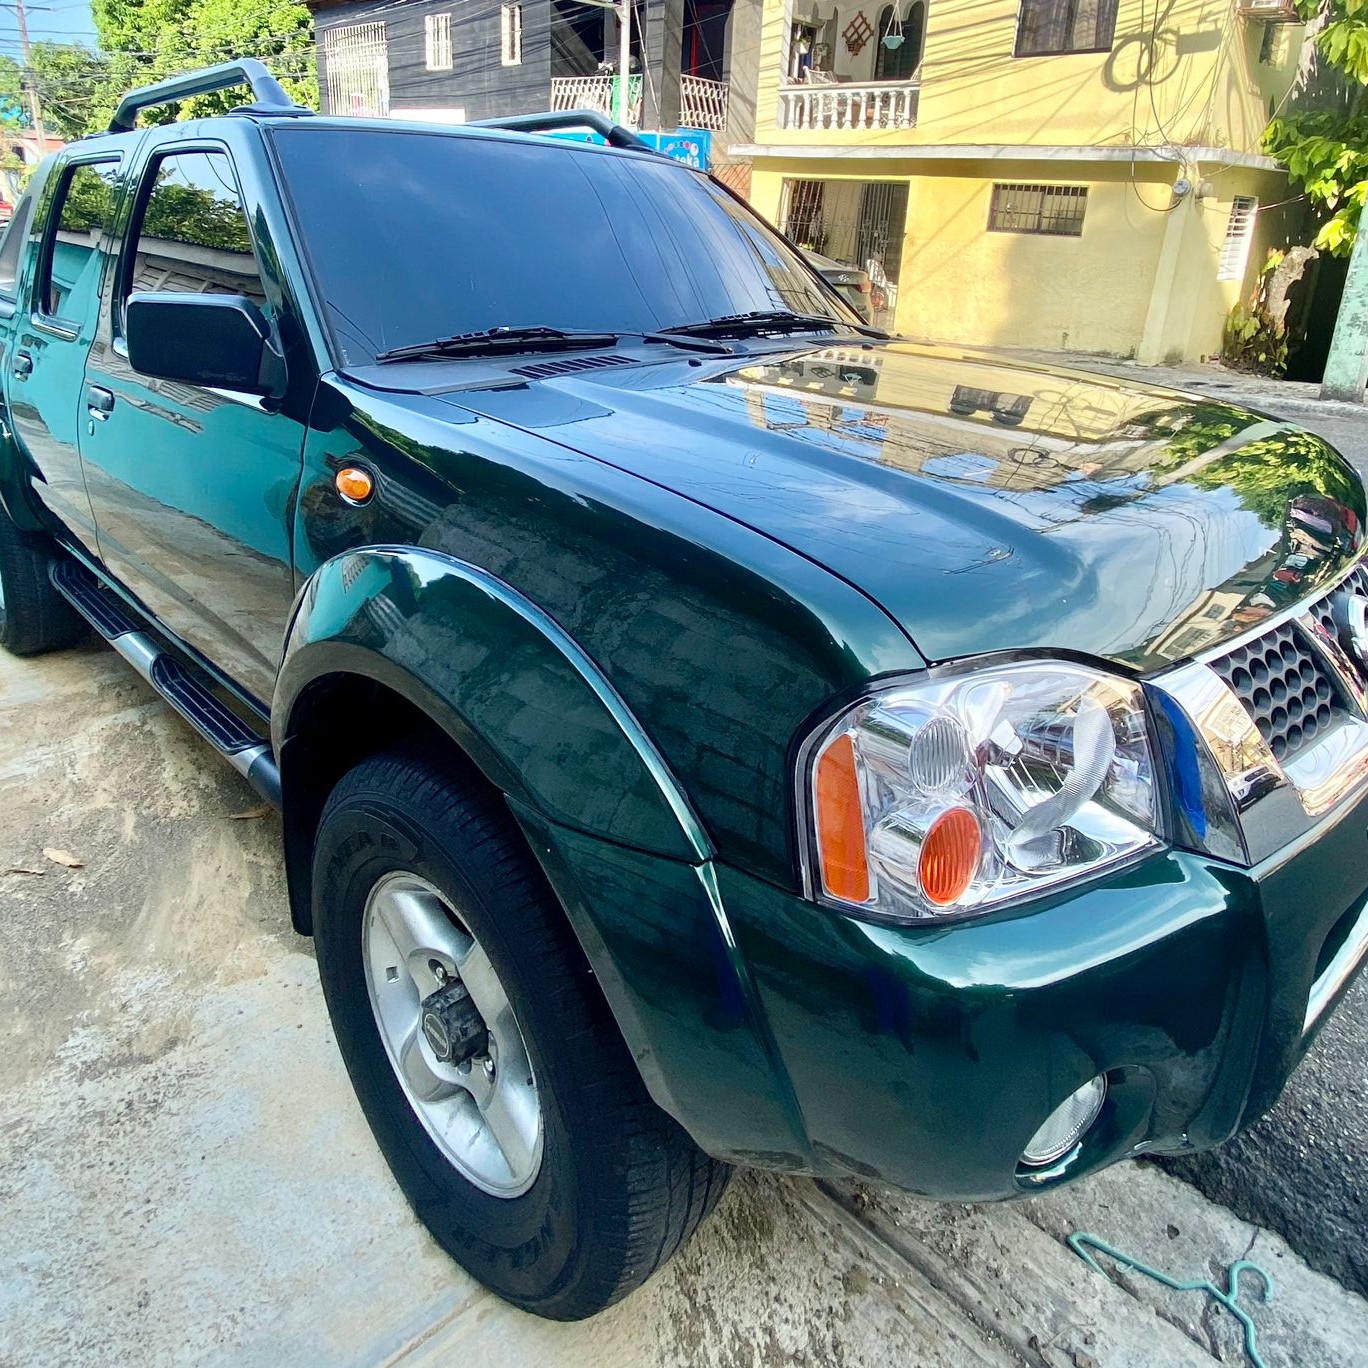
1210 622 1344 762
1206 566 1368 765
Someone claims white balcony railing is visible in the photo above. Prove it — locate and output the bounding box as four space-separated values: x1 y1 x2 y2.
778 79 920 131
550 75 642 126
680 74 729 132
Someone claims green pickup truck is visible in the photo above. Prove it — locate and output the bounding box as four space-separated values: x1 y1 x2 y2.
3 59 1368 1321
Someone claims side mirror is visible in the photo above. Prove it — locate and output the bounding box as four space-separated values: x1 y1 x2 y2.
125 292 282 395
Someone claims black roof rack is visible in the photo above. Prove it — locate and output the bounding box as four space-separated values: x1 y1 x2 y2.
108 58 311 133
466 108 653 152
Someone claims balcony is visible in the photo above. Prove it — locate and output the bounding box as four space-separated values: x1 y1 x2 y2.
550 73 728 134
778 78 920 131
550 75 643 125
680 75 729 132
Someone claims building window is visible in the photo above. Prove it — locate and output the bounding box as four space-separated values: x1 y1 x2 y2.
1015 0 1119 56
321 21 390 116
501 4 523 65
988 183 1088 236
1218 196 1258 282
426 12 453 70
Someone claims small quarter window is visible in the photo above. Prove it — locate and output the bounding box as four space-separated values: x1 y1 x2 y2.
41 160 121 319
425 12 453 70
500 5 523 65
0 193 35 298
988 183 1088 237
123 149 265 333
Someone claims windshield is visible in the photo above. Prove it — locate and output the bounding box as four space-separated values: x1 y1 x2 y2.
271 126 857 365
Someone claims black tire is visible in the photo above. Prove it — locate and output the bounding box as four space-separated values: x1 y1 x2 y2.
0 505 86 657
311 745 730 1320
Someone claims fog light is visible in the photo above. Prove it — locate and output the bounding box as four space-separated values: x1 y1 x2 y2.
1021 1075 1107 1167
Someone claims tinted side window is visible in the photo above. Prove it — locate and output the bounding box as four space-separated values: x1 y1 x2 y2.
41 161 121 319
0 193 35 298
125 151 265 325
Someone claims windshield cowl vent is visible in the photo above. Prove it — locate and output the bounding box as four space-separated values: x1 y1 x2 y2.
511 354 637 380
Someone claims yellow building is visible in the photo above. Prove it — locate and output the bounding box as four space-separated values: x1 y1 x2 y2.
729 0 1307 362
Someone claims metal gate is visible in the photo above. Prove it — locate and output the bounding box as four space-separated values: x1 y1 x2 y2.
779 178 908 330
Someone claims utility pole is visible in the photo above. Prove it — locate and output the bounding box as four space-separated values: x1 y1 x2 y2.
1322 223 1368 404
616 0 632 127
10 0 48 156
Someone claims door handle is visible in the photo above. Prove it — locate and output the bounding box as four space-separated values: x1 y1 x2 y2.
12 351 32 379
86 386 115 421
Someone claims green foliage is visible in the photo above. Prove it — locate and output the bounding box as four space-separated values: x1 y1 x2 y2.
1144 403 1360 528
142 180 251 252
90 0 316 130
28 43 111 142
1223 301 1290 375
1220 251 1290 376
1264 1 1368 256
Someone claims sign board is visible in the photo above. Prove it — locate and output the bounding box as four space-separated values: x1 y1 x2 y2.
543 127 713 171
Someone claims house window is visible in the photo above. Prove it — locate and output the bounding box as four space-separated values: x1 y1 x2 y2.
1015 0 1119 56
321 21 389 116
501 4 523 65
1218 196 1258 282
425 12 453 70
988 183 1088 236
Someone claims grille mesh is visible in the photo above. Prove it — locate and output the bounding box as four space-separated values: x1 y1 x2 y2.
1211 621 1342 763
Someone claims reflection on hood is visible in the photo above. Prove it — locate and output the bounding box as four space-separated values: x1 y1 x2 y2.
437 340 1365 670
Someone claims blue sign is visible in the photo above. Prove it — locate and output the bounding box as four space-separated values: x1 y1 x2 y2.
544 126 713 171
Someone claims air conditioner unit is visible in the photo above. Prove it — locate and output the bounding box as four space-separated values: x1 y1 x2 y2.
1237 0 1300 21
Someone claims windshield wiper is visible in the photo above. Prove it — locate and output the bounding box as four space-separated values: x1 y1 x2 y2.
374 324 735 364
375 326 621 364
661 310 889 340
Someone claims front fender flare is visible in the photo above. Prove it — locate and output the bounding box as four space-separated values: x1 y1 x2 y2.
274 546 711 867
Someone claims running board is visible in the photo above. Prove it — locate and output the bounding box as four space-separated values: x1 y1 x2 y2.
50 561 281 808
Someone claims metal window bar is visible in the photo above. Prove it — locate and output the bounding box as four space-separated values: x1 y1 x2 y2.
988 183 1087 236
501 5 523 65
1218 196 1258 282
322 22 390 117
426 13 454 71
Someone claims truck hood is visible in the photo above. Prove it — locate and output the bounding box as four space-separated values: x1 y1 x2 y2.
433 340 1365 670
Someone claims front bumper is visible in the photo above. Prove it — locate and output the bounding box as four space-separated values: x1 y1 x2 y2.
517 786 1368 1201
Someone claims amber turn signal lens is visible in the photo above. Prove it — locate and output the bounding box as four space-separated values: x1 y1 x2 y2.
815 733 870 903
336 465 375 504
918 806 982 907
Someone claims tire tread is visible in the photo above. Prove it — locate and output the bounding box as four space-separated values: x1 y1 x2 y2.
316 745 730 1318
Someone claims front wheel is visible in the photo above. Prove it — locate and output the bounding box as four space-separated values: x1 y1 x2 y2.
311 745 730 1320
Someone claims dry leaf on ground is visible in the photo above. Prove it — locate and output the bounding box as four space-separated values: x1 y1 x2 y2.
42 848 83 869
5 867 45 876
229 804 272 821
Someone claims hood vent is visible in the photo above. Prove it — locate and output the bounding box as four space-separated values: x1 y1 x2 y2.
511 354 636 380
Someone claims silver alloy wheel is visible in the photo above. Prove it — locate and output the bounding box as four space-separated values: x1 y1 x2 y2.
362 871 543 1198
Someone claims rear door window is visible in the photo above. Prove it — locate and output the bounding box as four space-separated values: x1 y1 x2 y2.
39 159 121 323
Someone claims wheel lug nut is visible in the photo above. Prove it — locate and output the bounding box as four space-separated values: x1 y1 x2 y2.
482 1057 496 1079
430 960 448 983
457 1059 472 1075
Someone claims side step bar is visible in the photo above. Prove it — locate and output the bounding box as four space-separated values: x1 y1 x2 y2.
50 561 281 808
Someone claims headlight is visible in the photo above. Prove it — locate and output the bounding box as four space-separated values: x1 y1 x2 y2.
802 660 1161 921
